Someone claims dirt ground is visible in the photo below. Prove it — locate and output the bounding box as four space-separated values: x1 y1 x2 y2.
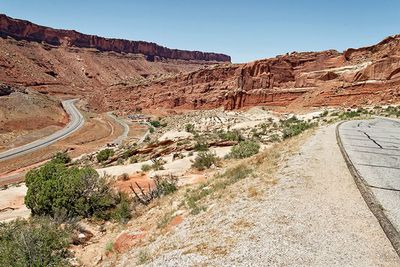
114 124 399 266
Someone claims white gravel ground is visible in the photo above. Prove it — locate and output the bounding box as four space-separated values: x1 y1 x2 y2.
116 124 399 266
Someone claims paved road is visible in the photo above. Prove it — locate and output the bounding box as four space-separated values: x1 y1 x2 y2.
0 99 84 161
338 118 400 231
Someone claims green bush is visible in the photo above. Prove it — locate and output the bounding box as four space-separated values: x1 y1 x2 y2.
217 130 244 141
149 120 161 128
97 148 114 162
52 152 71 164
0 217 71 267
192 151 219 171
185 123 195 133
141 164 152 172
228 141 260 159
281 117 317 139
193 139 209 151
122 148 135 159
112 193 132 224
25 161 116 219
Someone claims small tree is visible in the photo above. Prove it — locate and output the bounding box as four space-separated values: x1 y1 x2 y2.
192 151 219 171
97 149 114 162
228 141 260 159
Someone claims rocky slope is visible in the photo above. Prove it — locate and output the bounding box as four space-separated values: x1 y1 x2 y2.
104 36 400 113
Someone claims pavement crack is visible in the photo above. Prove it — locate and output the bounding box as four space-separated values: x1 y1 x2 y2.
363 131 383 149
367 184 400 192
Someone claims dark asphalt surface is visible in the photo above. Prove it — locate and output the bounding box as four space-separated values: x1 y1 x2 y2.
339 118 400 231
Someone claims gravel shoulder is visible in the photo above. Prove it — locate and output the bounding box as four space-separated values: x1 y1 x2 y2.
117 124 399 266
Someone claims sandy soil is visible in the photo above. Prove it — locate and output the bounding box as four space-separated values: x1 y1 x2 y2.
116 124 399 266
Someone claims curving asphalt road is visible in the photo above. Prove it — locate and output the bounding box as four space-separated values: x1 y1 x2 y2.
0 99 84 162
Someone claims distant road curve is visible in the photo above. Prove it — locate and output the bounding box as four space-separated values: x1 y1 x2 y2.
0 99 84 162
107 112 130 146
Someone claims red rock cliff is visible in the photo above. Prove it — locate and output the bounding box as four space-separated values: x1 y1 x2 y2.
0 14 231 62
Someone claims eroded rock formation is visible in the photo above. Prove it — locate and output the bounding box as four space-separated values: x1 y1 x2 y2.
103 37 400 112
0 14 230 62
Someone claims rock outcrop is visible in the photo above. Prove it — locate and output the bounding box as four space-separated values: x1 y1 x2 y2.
0 14 230 62
102 36 400 112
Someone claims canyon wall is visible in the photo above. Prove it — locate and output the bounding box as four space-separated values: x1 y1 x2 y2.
0 14 230 62
102 36 400 113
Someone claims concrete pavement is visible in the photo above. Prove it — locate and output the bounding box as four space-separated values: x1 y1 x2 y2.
338 118 400 253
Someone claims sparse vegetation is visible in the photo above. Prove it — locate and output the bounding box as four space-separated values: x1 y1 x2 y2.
193 138 209 151
141 164 152 172
281 116 317 139
130 175 177 205
149 120 161 128
112 193 132 224
228 140 260 159
157 211 175 229
97 148 114 162
185 164 253 214
217 129 244 141
185 123 195 133
192 151 219 170
105 241 114 253
137 249 151 265
0 217 71 267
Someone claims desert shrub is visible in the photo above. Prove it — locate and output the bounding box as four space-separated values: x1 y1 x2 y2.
52 152 71 164
149 120 161 128
149 126 155 133
112 193 132 224
151 158 166 170
185 123 195 133
192 151 219 170
282 120 316 139
384 106 400 117
25 161 116 219
122 148 135 159
193 139 209 152
131 175 177 205
155 176 178 195
321 110 329 117
97 148 114 162
217 129 244 141
0 217 71 267
339 110 360 119
141 164 152 172
228 141 260 159
269 134 281 143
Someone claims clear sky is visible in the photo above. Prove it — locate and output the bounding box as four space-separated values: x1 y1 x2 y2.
1 0 399 63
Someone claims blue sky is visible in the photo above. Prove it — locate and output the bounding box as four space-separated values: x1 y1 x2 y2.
1 0 399 63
